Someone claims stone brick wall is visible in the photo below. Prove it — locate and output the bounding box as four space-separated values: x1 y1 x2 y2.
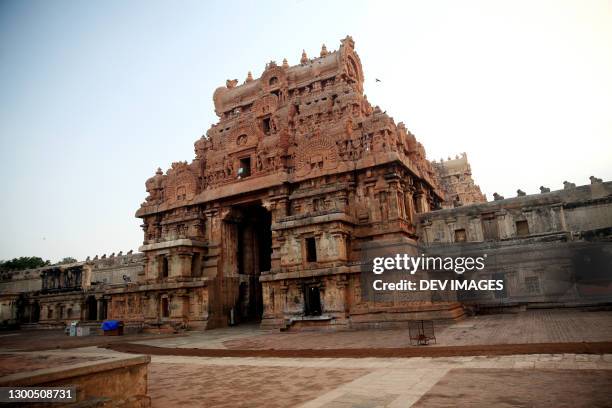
0 269 43 294
89 253 144 286
418 180 612 308
419 181 612 245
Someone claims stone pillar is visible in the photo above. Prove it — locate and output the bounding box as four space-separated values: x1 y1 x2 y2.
385 175 402 220
326 275 348 313
221 208 240 277
82 264 92 290
96 297 104 321
330 230 349 262
445 217 457 243
405 186 415 223
172 250 193 279
170 290 189 320
550 204 566 232
40 304 48 322
144 294 158 320
204 208 221 278
271 234 284 272
496 210 510 239
145 254 159 282
420 193 430 213
190 219 204 240
421 220 433 245
261 284 273 320
413 192 423 213
469 216 483 241
169 292 178 319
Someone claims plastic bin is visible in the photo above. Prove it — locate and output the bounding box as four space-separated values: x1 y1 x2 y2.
101 320 124 336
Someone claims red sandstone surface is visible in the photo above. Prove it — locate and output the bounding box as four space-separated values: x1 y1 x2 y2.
413 368 612 407
148 363 370 408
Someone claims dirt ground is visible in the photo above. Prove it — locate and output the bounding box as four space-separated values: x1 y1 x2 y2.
148 363 371 408
413 368 612 408
105 341 612 358
0 330 184 351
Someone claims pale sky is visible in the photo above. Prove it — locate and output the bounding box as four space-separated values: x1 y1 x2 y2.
1 0 611 262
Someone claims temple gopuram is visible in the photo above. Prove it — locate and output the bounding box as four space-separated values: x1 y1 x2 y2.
2 36 610 332
127 36 461 330
432 153 486 208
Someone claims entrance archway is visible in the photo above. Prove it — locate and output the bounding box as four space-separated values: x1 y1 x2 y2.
86 295 97 321
223 203 272 323
304 284 322 316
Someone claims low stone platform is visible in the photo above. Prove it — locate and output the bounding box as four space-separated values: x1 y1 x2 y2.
0 352 150 407
0 354 106 377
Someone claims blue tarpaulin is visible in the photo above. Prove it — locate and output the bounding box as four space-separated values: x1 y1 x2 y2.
101 320 121 331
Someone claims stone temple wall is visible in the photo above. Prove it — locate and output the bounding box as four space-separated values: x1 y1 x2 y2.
417 179 612 310
89 253 144 287
419 180 612 244
0 269 43 294
0 252 144 328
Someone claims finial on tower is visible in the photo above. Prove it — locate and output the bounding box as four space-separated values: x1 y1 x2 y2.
300 49 308 65
320 44 328 57
246 71 253 83
282 58 289 68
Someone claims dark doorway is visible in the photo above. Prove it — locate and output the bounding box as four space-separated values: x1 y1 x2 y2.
161 297 170 318
31 301 40 323
228 203 272 323
239 157 251 178
161 257 169 278
304 284 322 316
15 295 25 324
306 237 317 262
86 295 97 321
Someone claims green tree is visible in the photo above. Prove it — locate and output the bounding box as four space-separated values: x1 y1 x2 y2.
0 257 51 271
57 257 78 265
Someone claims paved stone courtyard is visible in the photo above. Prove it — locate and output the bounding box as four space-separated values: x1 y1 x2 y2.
127 309 612 350
412 368 612 408
11 347 611 407
2 310 612 407
148 363 370 408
